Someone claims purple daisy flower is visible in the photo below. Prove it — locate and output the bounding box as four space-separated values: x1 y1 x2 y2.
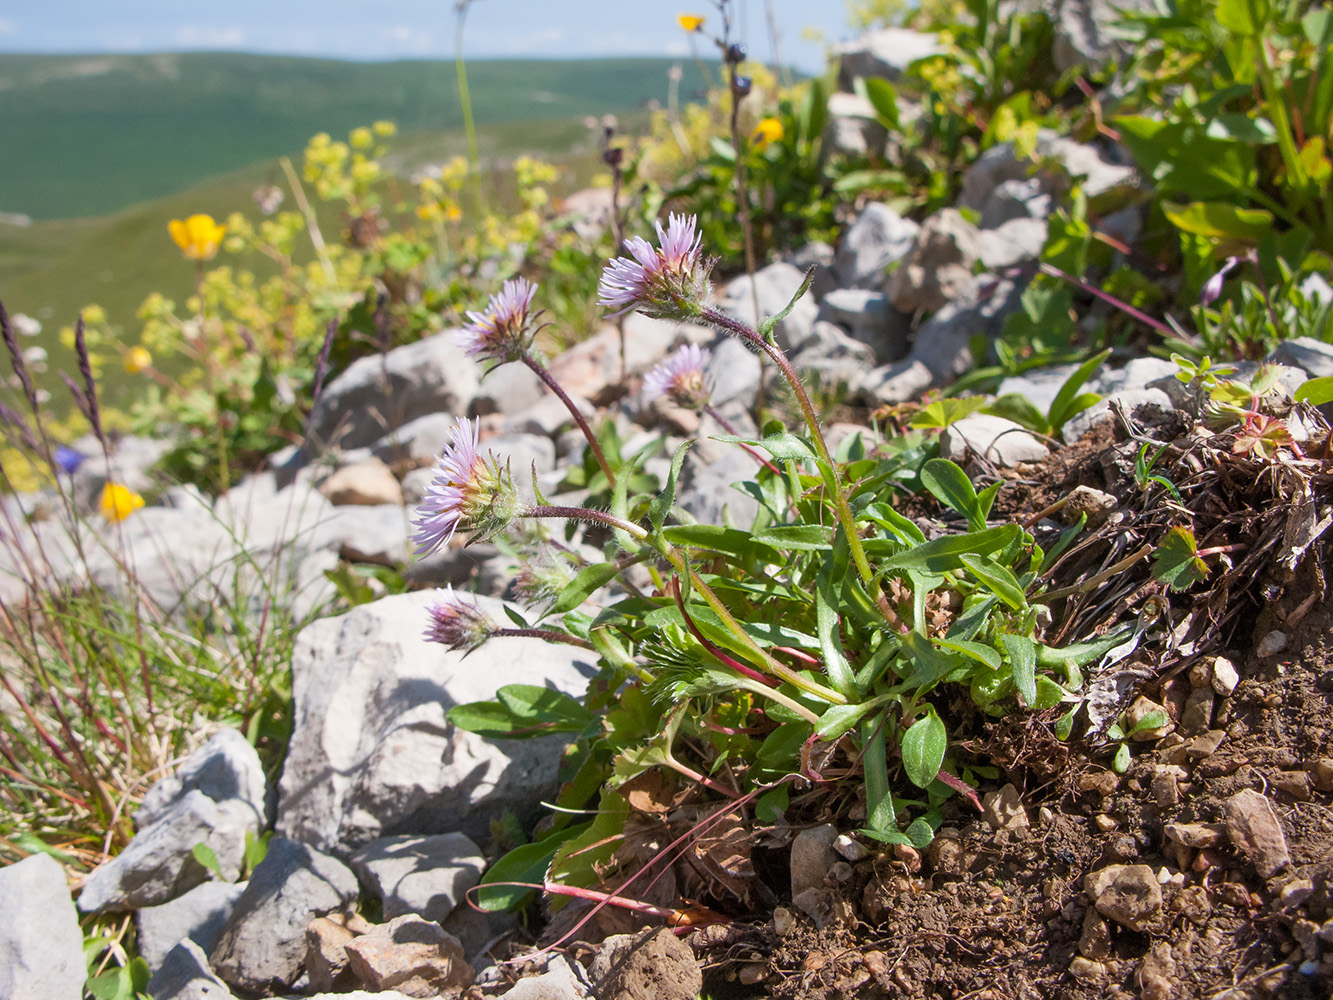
456 278 539 363
412 417 521 555
642 344 713 409
598 213 711 320
423 585 496 653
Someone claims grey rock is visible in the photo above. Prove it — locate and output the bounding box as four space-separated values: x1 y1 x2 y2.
306 332 481 452
320 458 403 507
146 940 234 1000
137 728 267 831
885 209 983 314
997 363 1084 413
330 504 411 566
470 363 545 418
496 956 590 1000
1270 337 1333 378
833 27 945 89
137 881 247 974
852 359 935 406
941 414 1049 466
1301 272 1333 305
546 317 691 405
975 217 1047 269
1053 0 1157 72
677 441 761 528
1224 788 1290 877
370 413 458 467
1089 356 1178 394
790 824 838 898
979 178 1053 229
705 333 763 410
400 466 436 507
504 392 596 438
786 240 839 301
793 321 878 387
349 833 484 923
835 203 920 290
821 288 910 361
343 914 473 994
719 262 819 353
825 91 887 157
0 854 85 1000
210 838 358 994
484 433 558 493
78 792 255 914
1085 864 1162 932
1061 388 1173 442
275 591 596 851
960 131 1135 211
402 541 500 589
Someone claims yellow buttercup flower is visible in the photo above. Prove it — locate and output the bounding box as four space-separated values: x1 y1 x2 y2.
123 346 152 375
751 117 784 150
168 214 227 261
100 483 145 522
677 13 704 31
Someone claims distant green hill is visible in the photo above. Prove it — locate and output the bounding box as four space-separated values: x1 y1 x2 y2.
0 52 712 220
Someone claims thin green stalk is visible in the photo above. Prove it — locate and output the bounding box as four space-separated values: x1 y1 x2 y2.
454 0 485 216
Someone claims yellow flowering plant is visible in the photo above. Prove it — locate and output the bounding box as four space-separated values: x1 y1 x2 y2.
168 214 227 261
99 482 145 522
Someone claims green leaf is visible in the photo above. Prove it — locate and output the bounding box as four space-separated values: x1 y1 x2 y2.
815 702 879 741
934 637 1003 670
713 431 816 463
1205 114 1277 144
985 393 1051 436
855 75 900 130
958 552 1027 610
1295 376 1333 406
905 817 937 849
478 821 591 911
1000 633 1037 706
496 685 596 727
649 440 692 533
755 784 789 824
920 458 982 529
1048 348 1111 430
1032 676 1066 711
1216 0 1269 35
867 524 1021 575
549 561 622 616
1164 201 1273 243
754 523 831 551
191 842 223 878
448 685 594 740
815 570 857 698
758 268 815 342
901 708 948 789
87 958 150 1000
661 524 772 557
1151 526 1210 592
1112 741 1131 773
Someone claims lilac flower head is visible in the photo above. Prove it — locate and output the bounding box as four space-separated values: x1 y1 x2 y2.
412 417 521 555
456 278 539 364
1200 256 1241 308
598 213 712 321
423 585 496 653
642 344 713 409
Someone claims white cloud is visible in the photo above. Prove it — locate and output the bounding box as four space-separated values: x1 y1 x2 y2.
0 19 17 36
174 25 247 48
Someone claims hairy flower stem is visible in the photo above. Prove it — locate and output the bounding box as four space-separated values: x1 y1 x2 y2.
492 627 594 650
520 355 613 483
700 306 875 590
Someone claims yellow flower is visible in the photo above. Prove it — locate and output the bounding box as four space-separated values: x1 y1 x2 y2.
168 214 227 261
100 483 145 522
677 13 705 31
123 346 152 375
751 117 784 150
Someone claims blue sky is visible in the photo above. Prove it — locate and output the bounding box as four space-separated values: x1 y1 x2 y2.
0 2 854 73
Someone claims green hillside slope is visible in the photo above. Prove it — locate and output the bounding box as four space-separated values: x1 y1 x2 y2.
0 52 710 220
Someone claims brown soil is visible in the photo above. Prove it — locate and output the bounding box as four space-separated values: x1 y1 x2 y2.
685 415 1333 1000
515 413 1333 1000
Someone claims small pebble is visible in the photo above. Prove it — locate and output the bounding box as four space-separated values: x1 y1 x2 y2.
1211 656 1240 696
1094 813 1119 832
1256 631 1287 657
771 906 794 936
832 834 867 862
